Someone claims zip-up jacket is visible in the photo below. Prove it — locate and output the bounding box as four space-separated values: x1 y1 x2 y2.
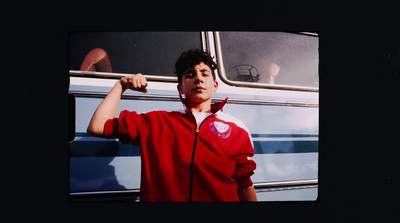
103 98 256 202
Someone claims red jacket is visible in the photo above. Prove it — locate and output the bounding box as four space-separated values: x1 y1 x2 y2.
104 98 256 202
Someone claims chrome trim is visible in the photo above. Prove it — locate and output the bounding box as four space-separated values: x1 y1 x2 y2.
69 189 140 202
70 91 180 101
69 90 318 108
70 189 140 196
69 179 318 201
201 31 207 52
253 179 318 192
213 31 319 92
224 98 318 108
69 70 178 82
298 32 319 36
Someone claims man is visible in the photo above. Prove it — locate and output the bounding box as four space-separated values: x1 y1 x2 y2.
87 49 257 201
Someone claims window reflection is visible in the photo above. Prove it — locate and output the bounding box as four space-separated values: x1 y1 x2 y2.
219 32 319 88
69 32 202 76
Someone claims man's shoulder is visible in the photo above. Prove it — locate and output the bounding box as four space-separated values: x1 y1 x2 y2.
215 111 242 122
214 112 248 130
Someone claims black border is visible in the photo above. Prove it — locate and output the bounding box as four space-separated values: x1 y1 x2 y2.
4 0 400 222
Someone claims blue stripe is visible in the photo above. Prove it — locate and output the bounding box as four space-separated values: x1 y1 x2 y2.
69 141 141 157
253 141 318 154
75 132 96 137
70 133 318 157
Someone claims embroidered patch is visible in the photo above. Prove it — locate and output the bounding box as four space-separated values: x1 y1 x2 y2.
210 121 232 138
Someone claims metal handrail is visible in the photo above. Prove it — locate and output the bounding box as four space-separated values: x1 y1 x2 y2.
253 179 318 192
69 70 178 82
69 90 318 108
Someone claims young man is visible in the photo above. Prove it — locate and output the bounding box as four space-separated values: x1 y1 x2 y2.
87 49 257 202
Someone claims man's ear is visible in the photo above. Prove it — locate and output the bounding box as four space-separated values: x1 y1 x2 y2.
213 81 219 92
177 84 183 94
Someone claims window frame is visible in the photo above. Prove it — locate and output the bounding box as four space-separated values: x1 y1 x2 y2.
69 31 206 82
213 31 319 92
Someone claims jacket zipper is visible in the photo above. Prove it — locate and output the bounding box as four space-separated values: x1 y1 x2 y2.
188 113 215 202
188 127 199 202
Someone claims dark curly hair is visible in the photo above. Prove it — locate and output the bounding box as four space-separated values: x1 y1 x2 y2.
174 49 217 84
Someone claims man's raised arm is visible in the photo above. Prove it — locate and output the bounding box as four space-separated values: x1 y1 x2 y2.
86 73 148 137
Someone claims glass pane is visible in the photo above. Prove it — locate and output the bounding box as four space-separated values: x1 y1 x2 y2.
69 32 202 76
219 32 319 88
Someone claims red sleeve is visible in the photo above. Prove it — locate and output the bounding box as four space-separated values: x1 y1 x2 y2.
231 127 256 188
103 110 145 144
104 118 119 138
232 154 256 188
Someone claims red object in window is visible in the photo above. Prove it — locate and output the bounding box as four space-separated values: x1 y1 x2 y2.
80 48 112 72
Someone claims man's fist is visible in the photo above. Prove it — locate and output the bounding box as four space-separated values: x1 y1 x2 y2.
121 73 148 93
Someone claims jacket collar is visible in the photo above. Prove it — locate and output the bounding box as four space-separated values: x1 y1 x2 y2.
179 94 228 113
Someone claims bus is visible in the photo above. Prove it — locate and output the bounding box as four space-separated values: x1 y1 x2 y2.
68 31 319 202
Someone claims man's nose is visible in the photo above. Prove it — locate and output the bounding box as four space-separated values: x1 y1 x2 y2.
194 71 203 83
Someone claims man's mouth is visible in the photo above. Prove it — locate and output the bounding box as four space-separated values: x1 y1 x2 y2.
194 86 205 91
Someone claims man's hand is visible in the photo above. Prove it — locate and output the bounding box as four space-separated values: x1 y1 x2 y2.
121 73 148 93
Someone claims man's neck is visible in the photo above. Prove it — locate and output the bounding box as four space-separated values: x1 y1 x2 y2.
188 101 212 113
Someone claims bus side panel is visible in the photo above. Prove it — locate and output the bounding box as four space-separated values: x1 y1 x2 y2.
70 90 318 200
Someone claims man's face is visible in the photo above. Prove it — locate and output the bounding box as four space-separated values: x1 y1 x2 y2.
177 62 218 105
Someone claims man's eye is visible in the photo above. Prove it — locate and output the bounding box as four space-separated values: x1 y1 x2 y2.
203 72 211 77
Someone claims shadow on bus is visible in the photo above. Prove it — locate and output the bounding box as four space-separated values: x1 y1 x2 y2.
69 140 127 193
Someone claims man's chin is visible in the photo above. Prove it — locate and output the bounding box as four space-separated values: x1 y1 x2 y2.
187 96 211 104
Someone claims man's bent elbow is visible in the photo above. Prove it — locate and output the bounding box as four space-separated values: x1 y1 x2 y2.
86 125 104 138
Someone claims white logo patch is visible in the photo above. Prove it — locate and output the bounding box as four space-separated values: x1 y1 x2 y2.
214 121 230 133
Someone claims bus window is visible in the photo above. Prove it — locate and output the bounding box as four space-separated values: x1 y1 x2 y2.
69 32 202 77
218 32 319 89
